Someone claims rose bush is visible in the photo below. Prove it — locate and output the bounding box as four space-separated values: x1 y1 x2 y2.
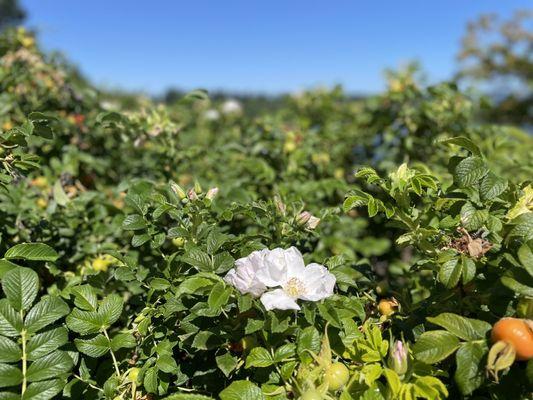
0 27 530 399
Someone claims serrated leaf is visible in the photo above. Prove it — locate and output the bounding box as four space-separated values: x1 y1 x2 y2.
454 156 488 188
65 309 102 335
74 334 110 357
454 341 487 395
216 352 237 377
245 347 274 368
439 136 482 157
438 258 462 288
426 313 491 341
27 327 68 360
413 330 460 364
4 243 58 262
0 336 21 362
0 363 23 388
480 172 507 201
0 299 23 336
22 379 63 400
219 380 264 400
207 282 231 310
157 354 178 373
2 267 39 311
71 285 97 311
110 332 136 351
121 214 147 231
144 366 158 394
24 296 69 334
25 350 73 382
98 294 123 326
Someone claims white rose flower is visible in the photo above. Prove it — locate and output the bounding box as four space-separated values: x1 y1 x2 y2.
221 99 242 115
256 247 336 311
224 249 268 297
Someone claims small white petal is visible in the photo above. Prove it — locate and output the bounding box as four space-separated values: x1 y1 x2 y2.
299 263 336 301
260 289 301 311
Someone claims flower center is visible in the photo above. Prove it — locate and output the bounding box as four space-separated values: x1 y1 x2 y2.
284 277 306 298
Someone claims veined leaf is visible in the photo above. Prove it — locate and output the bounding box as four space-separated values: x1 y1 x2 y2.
4 243 58 262
26 350 73 382
413 330 460 364
27 327 69 360
24 296 69 334
426 313 491 341
2 267 39 311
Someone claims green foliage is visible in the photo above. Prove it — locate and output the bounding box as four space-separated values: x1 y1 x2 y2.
0 26 531 400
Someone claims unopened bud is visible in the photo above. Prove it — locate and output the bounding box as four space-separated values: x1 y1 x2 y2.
187 188 198 201
296 211 312 226
307 215 321 230
170 181 187 199
194 180 203 194
274 196 286 216
388 340 409 377
206 187 219 200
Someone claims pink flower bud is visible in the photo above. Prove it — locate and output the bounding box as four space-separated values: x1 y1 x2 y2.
187 188 198 201
206 187 219 200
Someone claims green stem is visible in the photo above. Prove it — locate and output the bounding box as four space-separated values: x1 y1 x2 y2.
21 328 27 395
103 329 121 378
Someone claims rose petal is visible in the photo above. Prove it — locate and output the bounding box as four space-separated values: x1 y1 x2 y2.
299 263 336 301
260 288 300 311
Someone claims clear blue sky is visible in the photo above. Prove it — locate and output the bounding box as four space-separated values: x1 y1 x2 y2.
21 0 531 95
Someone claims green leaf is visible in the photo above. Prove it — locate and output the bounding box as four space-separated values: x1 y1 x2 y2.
71 285 98 311
163 394 214 400
2 267 39 311
4 243 58 262
480 172 507 201
144 367 158 394
518 243 533 277
273 343 296 362
0 336 21 362
501 268 533 297
297 326 321 364
131 233 151 247
453 156 488 188
413 330 460 364
207 282 231 310
454 342 487 396
75 334 110 357
157 354 178 373
22 379 63 400
0 299 23 336
219 380 265 400
0 260 19 279
98 294 123 326
245 347 274 368
426 313 491 341
0 363 23 388
439 136 482 157
216 352 238 377
27 327 68 360
438 258 462 288
121 214 147 231
65 309 101 335
110 332 136 351
206 231 228 254
181 248 212 271
24 296 69 334
52 180 70 206
25 350 73 382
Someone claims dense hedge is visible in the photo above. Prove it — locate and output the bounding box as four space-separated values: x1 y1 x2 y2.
0 27 531 400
